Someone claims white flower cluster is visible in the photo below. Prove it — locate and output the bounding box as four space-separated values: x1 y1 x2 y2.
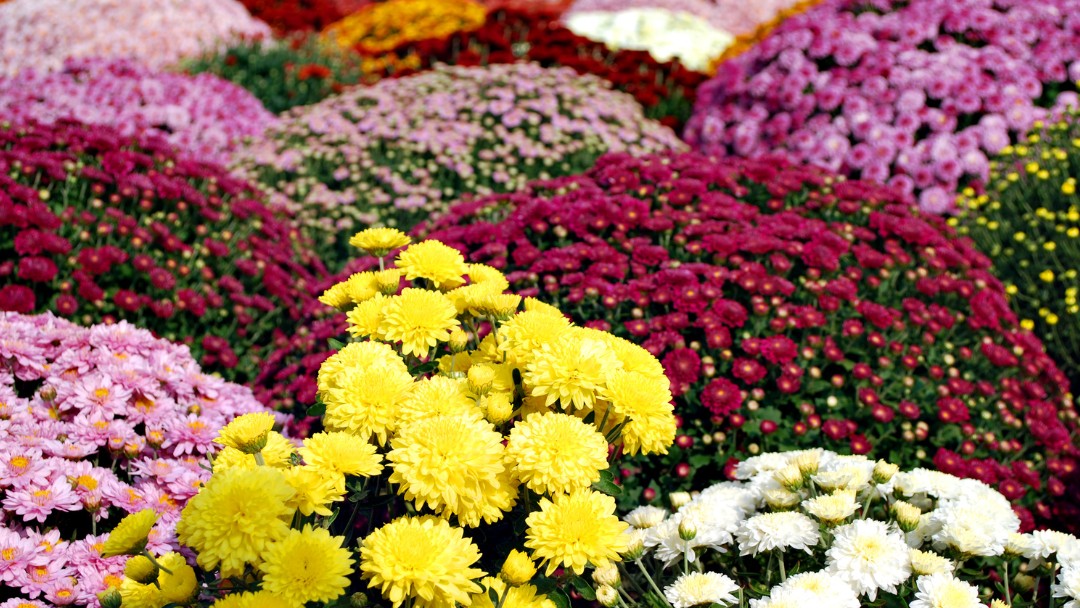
617 450 1080 608
563 8 733 72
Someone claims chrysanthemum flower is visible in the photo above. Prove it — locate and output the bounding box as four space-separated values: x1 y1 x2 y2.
283 466 346 516
602 370 676 455
322 363 414 445
802 490 859 525
157 552 198 606
380 288 461 357
318 341 409 394
346 293 390 339
350 227 412 257
214 412 276 455
735 512 820 555
360 516 486 608
211 431 296 472
663 571 739 608
176 467 294 577
343 271 380 304
505 412 609 495
769 571 859 608
396 375 479 427
624 505 668 529
525 489 629 575
260 525 354 606
318 282 353 310
909 549 954 576
909 573 982 608
1052 563 1080 608
499 550 537 587
825 519 911 600
101 508 157 557
388 414 510 526
472 577 554 608
300 431 384 482
395 240 469 289
525 329 620 411
498 310 572 366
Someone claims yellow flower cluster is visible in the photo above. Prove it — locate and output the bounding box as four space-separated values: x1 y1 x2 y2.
958 114 1080 376
323 0 487 54
707 0 827 72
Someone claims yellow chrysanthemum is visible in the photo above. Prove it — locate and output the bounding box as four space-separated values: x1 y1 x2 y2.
472 577 554 608
395 240 469 289
467 264 509 290
597 332 668 385
157 552 198 605
321 353 415 444
375 268 403 294
346 292 390 339
260 525 354 606
118 577 162 608
214 412 276 455
360 516 486 608
476 293 523 319
124 555 158 584
388 414 512 526
318 282 352 310
505 412 610 495
176 467 294 577
283 466 346 516
237 591 293 608
525 489 630 575
344 271 381 304
380 288 461 357
101 508 157 557
350 227 412 256
523 297 565 318
212 431 296 473
397 375 480 427
210 594 247 608
601 371 676 455
447 282 506 316
524 328 621 411
499 311 572 366
499 550 537 587
301 431 384 482
318 340 409 394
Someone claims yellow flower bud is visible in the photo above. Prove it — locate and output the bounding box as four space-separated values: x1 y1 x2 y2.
892 500 922 533
500 550 537 586
596 585 619 607
678 520 697 541
124 555 159 585
1041 269 1055 283
467 364 496 396
774 464 804 492
592 563 620 587
97 589 123 608
669 492 691 510
480 391 514 425
448 328 469 353
374 269 402 295
872 460 899 484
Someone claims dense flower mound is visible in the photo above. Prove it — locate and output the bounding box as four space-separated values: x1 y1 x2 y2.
685 0 1080 213
323 0 487 54
959 115 1080 387
0 120 328 404
0 0 271 77
480 0 573 13
369 8 709 131
615 450 1080 607
427 152 1080 528
233 62 683 256
0 312 268 606
564 0 811 36
185 34 364 114
562 7 734 72
0 58 276 166
237 0 368 33
707 0 826 67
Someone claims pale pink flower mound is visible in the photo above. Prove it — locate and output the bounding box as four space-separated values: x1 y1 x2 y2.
0 312 270 606
0 0 271 77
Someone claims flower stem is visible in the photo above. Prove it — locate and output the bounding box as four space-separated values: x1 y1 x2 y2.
635 558 672 608
253 452 266 466
141 549 173 575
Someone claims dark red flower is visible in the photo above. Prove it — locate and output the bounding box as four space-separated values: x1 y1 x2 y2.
18 256 58 283
662 348 701 397
731 358 767 384
700 378 742 416
0 285 35 313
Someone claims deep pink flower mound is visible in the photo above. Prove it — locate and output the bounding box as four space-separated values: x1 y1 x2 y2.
0 312 269 606
685 0 1080 213
0 120 328 409
427 151 1080 530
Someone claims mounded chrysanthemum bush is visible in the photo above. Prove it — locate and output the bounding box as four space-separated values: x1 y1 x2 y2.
0 120 328 405
115 232 677 607
564 0 813 36
0 312 268 606
184 34 364 114
426 152 1080 529
609 450 1080 608
232 62 683 261
0 58 277 166
238 0 369 33
685 0 1080 213
0 0 271 77
960 115 1080 390
323 0 487 55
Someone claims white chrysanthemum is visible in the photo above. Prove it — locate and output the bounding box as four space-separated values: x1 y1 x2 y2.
695 482 757 517
929 497 1018 557
893 468 961 498
826 519 911 600
647 490 747 565
909 549 954 576
802 489 859 524
1030 530 1080 561
747 588 811 608
624 506 668 529
736 452 796 479
812 463 871 493
770 571 859 608
735 512 819 556
1006 532 1036 558
909 573 982 608
1053 563 1080 608
663 571 739 608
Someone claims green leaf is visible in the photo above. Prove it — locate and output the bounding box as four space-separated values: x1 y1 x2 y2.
591 478 623 496
568 576 596 601
328 337 346 350
488 588 500 606
533 577 557 595
307 398 326 417
548 587 571 608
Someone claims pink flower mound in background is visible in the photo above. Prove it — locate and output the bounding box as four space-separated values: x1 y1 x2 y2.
0 58 277 165
0 0 271 77
564 0 805 35
685 0 1080 213
0 312 270 606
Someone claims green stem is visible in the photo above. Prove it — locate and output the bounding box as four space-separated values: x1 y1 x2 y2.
635 559 672 608
141 549 173 575
253 452 266 466
778 551 786 581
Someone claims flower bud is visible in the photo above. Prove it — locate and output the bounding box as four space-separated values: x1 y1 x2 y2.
620 537 645 561
374 269 402 295
763 489 801 511
872 460 899 484
124 555 159 585
678 520 697 541
793 452 819 477
500 549 536 586
480 391 514 426
468 364 495 396
669 492 691 511
592 563 620 587
892 501 922 533
596 584 619 607
98 588 123 608
448 329 469 353
1012 573 1036 592
773 465 803 492
215 412 275 455
349 593 370 608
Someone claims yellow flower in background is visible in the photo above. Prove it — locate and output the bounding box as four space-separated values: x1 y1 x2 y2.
499 310 573 365
525 327 622 411
1041 269 1055 282
214 412 275 455
397 375 479 427
324 0 486 54
466 264 510 291
157 552 198 606
176 467 294 577
300 431 384 481
260 525 355 606
319 340 409 394
350 227 412 257
395 240 469 289
380 288 461 357
102 509 158 557
212 431 295 473
346 292 390 339
499 550 537 587
318 282 352 310
283 466 345 516
343 271 380 304
322 363 414 444
505 412 610 496
388 413 510 526
360 516 486 608
602 371 677 455
525 489 630 575
472 577 555 608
